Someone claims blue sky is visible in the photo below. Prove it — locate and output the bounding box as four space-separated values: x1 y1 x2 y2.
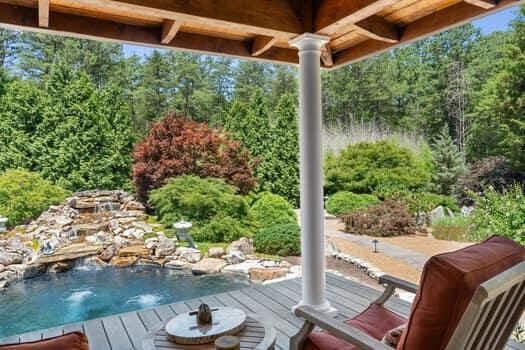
122 6 521 58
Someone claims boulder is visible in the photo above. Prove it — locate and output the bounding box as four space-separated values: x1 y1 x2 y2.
72 223 109 236
164 260 192 271
249 267 288 282
429 206 445 224
110 256 138 267
136 258 161 267
222 260 262 274
155 237 176 258
225 250 246 264
132 221 153 233
0 252 23 266
118 245 149 258
112 236 128 249
261 260 278 268
0 264 4 273
279 260 292 269
99 244 117 261
48 262 72 273
85 232 110 246
122 228 145 240
0 280 8 290
192 258 227 275
178 248 202 263
145 237 159 249
18 264 46 279
207 247 225 258
0 270 17 283
227 237 253 255
123 200 145 211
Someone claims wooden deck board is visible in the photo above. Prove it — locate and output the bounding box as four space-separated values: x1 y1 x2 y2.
1 273 523 350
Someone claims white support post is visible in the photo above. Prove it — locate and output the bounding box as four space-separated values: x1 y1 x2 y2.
289 33 335 313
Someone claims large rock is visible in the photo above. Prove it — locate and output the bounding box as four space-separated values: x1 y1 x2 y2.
227 237 253 255
99 244 117 261
0 270 17 283
132 221 153 233
164 260 192 271
225 251 245 264
192 258 227 275
0 252 23 266
249 267 288 282
85 232 110 245
222 260 262 274
121 228 145 240
72 223 109 236
178 248 202 263
110 256 138 267
207 247 225 258
154 236 176 258
118 245 149 258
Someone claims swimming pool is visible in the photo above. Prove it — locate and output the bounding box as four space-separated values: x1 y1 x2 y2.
0 265 250 338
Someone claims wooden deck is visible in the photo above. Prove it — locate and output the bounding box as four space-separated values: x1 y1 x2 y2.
0 273 523 350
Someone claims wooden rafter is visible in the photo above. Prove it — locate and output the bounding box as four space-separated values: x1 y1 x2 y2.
314 0 399 34
251 35 278 56
320 44 333 67
161 19 181 44
354 15 400 43
332 0 523 68
78 0 302 38
464 0 498 9
38 0 49 27
0 3 299 65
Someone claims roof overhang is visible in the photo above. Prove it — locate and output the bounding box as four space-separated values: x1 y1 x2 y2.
0 0 523 70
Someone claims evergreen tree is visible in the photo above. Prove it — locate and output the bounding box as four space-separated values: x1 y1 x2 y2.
431 127 466 195
258 94 300 205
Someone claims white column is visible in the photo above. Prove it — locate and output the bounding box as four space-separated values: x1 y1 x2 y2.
290 33 335 313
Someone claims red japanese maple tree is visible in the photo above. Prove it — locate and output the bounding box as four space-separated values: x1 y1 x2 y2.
132 114 258 202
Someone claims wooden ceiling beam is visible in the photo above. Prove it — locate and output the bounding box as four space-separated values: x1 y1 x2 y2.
354 15 400 43
332 0 524 68
161 19 181 44
464 0 497 9
251 35 278 56
320 44 333 67
73 0 302 38
0 3 299 65
38 0 49 27
314 0 399 35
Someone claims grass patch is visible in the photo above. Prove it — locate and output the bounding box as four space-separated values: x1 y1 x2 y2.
432 216 472 242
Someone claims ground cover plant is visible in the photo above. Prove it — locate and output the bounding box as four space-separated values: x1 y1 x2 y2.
326 191 380 216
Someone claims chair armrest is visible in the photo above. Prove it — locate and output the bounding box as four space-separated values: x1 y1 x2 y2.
378 274 418 294
293 305 392 350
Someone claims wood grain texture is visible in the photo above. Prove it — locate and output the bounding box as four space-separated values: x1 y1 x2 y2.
251 35 278 56
464 0 497 9
38 0 48 27
354 15 400 43
161 19 181 44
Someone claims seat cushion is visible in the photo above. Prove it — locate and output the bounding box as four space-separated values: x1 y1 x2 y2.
304 304 406 350
398 235 525 350
0 332 89 350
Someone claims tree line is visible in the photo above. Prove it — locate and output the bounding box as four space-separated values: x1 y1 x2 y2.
0 7 523 196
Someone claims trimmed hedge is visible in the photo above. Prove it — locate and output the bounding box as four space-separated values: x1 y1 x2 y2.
192 216 250 243
251 192 297 229
0 169 70 227
254 223 301 256
326 191 380 216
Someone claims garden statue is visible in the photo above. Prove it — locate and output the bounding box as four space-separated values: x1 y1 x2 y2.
0 216 7 233
173 219 197 249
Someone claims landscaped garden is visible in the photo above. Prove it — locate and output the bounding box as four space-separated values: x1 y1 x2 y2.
0 6 525 341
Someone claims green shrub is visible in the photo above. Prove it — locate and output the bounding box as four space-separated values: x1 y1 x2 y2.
326 191 380 216
251 192 297 229
192 216 251 243
377 190 459 213
324 141 432 195
150 175 251 227
470 185 525 244
432 216 472 242
254 223 301 256
0 169 70 227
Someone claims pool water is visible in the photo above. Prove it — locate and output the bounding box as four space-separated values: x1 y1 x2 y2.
0 265 250 338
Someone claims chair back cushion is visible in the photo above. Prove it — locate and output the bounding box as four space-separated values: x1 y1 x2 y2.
397 235 525 350
0 332 89 350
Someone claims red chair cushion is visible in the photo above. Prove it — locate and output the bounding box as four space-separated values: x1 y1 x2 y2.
304 304 406 350
398 235 525 350
0 332 89 350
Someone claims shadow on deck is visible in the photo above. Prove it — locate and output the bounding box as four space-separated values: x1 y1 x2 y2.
0 273 522 349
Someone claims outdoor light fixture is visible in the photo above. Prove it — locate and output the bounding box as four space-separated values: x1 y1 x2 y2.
173 219 197 249
372 239 379 253
0 216 7 233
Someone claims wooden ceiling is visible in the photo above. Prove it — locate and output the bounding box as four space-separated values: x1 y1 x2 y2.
0 0 523 69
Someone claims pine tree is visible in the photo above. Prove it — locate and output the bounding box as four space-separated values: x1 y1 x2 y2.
431 127 466 195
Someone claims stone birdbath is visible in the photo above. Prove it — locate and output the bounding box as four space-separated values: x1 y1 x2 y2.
0 216 7 233
173 219 197 249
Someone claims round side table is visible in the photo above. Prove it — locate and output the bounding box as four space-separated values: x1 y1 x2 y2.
142 313 276 350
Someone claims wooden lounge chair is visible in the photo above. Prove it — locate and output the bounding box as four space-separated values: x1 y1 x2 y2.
290 235 525 350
